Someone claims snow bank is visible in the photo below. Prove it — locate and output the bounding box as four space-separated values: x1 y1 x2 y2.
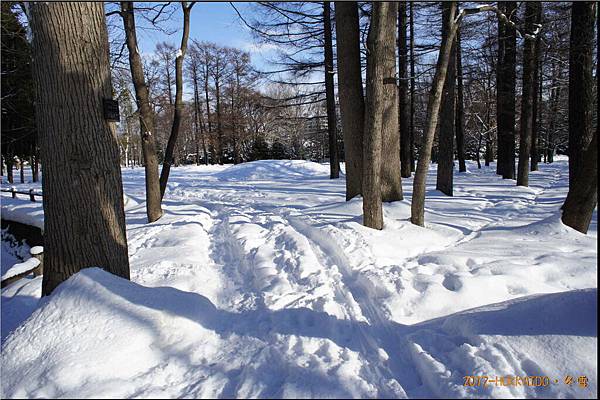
1 257 40 281
0 196 44 230
214 160 333 181
1 269 595 398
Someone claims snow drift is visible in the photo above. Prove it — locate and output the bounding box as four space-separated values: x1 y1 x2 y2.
1 268 596 398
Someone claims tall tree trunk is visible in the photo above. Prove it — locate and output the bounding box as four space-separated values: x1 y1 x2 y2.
32 149 39 182
6 155 14 184
455 27 466 173
203 71 212 165
335 1 364 200
562 132 597 233
380 2 403 202
120 1 163 223
546 62 562 164
19 158 25 183
323 1 340 179
568 1 596 190
398 1 411 178
409 1 416 172
160 3 194 198
517 2 540 187
364 2 398 229
436 2 457 196
215 63 223 165
192 67 202 166
496 1 517 179
31 2 130 295
531 46 542 171
411 1 459 226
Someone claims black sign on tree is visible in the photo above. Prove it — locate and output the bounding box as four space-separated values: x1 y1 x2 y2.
103 98 120 122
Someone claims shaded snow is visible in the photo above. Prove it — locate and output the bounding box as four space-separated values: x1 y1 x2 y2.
1 158 597 398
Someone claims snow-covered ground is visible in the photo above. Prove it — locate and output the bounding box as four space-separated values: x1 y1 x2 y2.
1 158 597 398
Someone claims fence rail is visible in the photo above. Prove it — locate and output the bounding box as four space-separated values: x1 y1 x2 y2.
1 187 43 202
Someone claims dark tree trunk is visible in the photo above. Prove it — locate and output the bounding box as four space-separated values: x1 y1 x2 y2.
19 159 25 183
436 1 456 196
546 62 562 164
6 156 13 184
562 132 597 233
203 72 212 165
409 1 416 172
496 1 517 179
517 1 540 187
455 27 466 173
324 2 340 179
364 2 398 229
411 1 458 226
215 62 223 165
398 1 411 178
568 1 595 190
31 2 130 296
335 2 364 200
120 1 163 223
531 44 542 172
380 2 403 202
160 3 193 198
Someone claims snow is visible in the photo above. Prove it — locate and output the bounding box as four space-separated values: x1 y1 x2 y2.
0 196 44 230
1 157 597 398
1 257 40 281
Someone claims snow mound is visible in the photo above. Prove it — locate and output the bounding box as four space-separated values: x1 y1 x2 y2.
1 257 40 281
214 160 333 181
2 268 596 399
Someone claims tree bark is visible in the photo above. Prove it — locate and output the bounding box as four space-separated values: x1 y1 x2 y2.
363 2 396 229
160 3 194 198
411 1 458 226
398 1 411 178
436 2 457 196
324 2 340 179
561 132 597 233
31 2 130 295
455 27 466 173
378 3 403 203
568 1 596 190
120 1 163 223
409 1 416 172
496 1 517 179
517 1 540 187
335 2 364 200
531 41 542 172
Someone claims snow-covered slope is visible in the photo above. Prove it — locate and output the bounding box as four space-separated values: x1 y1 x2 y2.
1 158 597 398
1 268 595 398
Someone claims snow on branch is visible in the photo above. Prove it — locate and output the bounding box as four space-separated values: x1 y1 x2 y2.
456 4 541 41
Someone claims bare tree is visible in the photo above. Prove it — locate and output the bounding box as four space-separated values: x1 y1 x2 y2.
31 2 130 295
159 1 195 198
334 2 364 199
323 1 340 179
363 2 398 229
119 1 163 222
398 1 411 178
455 27 466 173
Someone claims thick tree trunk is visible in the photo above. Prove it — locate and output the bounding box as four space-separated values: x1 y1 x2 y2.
160 3 193 198
436 2 456 196
455 28 466 173
496 1 517 179
120 1 163 223
364 2 398 229
411 1 458 226
324 2 340 179
398 1 411 178
568 2 596 190
335 2 364 200
409 1 416 172
562 132 597 233
517 2 540 187
531 47 542 172
31 2 130 295
380 2 403 202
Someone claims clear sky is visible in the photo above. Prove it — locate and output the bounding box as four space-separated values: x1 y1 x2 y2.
135 2 275 71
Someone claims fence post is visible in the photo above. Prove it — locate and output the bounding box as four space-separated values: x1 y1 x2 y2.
11 186 16 198
30 246 44 276
29 188 36 202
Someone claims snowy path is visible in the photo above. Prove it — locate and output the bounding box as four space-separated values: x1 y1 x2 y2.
1 159 597 398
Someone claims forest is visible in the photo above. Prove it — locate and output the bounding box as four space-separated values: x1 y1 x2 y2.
1 1 598 399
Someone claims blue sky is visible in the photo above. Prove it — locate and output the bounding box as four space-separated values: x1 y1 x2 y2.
135 2 275 71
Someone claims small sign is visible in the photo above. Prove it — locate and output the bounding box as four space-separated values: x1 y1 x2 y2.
103 98 120 122
383 77 397 85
